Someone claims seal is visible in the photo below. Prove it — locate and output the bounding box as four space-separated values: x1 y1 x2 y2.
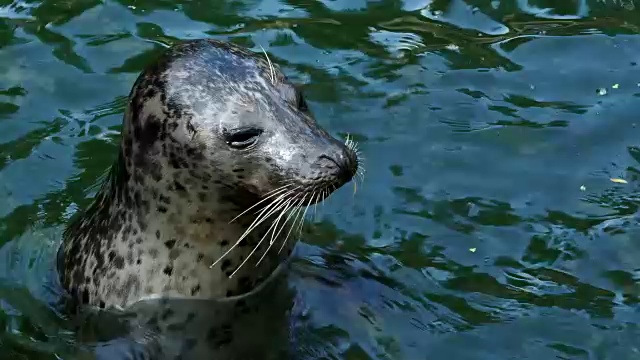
56 39 361 359
58 39 359 311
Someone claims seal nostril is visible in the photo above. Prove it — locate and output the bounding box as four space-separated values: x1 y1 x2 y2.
338 148 358 179
316 149 357 183
317 154 339 169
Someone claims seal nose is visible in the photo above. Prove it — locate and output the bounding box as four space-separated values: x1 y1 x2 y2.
337 147 358 181
317 146 358 184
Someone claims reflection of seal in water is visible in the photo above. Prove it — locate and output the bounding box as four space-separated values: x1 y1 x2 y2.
58 39 359 310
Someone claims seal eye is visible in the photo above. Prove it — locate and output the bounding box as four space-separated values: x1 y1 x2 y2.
225 128 263 149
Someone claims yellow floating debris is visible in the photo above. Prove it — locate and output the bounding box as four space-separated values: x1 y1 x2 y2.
610 178 628 184
469 248 477 253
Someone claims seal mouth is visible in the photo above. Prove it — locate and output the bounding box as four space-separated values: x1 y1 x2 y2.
209 135 364 277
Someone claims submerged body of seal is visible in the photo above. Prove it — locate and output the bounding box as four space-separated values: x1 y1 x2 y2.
57 39 359 312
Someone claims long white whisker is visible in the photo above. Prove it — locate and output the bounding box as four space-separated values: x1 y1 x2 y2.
255 197 301 266
259 44 275 84
229 199 292 279
312 190 319 221
234 190 294 244
249 186 301 216
269 198 297 246
295 194 313 239
321 189 327 210
278 194 309 254
231 197 296 277
210 191 291 268
229 183 293 223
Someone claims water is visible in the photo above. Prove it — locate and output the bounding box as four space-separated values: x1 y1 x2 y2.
2 0 640 358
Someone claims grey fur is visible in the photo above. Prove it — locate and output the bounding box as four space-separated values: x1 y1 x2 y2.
58 39 358 312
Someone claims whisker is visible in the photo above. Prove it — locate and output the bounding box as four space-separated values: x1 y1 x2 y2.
295 194 313 240
357 169 365 183
249 186 301 216
210 191 291 268
312 190 319 221
278 194 309 254
322 189 327 210
258 44 275 84
269 198 297 246
234 191 293 244
231 197 296 276
228 183 294 223
255 197 301 266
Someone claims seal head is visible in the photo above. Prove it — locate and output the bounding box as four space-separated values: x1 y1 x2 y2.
59 39 358 310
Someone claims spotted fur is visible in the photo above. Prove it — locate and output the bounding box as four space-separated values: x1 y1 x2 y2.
57 39 357 358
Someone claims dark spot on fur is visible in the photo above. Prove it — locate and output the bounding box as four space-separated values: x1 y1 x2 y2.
81 288 90 304
114 255 125 269
169 249 181 260
161 307 175 321
185 312 196 323
234 299 251 315
158 206 168 213
221 259 232 271
163 265 173 276
165 239 176 249
220 239 229 246
190 285 200 295
186 121 196 135
156 230 161 239
197 253 204 262
159 194 171 204
174 180 186 192
237 276 252 293
206 324 233 348
108 251 116 262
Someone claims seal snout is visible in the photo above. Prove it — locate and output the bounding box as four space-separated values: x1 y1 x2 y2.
316 146 358 186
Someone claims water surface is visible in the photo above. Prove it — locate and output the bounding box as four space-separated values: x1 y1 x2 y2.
2 0 640 358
